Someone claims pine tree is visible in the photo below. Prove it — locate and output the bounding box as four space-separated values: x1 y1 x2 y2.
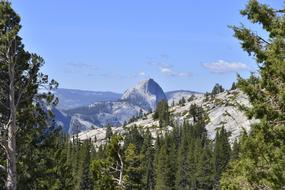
213 127 231 188
211 83 225 96
72 132 83 189
91 135 124 189
105 124 113 141
50 135 75 190
188 95 195 102
154 135 176 190
175 130 191 190
189 104 205 123
123 125 144 152
140 129 155 190
221 0 285 189
91 159 115 190
153 100 169 128
0 2 57 189
80 140 93 190
230 82 237 90
195 147 214 190
231 139 240 160
154 144 169 190
179 97 186 106
124 143 142 190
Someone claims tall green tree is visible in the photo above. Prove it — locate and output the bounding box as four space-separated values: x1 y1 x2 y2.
154 144 169 190
123 126 144 152
105 124 113 141
80 140 93 190
140 129 155 190
211 83 225 96
154 135 176 190
195 147 214 190
220 0 285 189
0 1 57 189
213 127 231 188
189 104 205 123
153 100 170 128
175 131 191 190
91 135 124 190
124 143 142 190
48 135 74 190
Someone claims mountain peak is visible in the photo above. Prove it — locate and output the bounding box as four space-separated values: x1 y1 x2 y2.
121 79 167 111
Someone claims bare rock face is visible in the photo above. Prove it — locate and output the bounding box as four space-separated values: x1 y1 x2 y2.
166 90 202 104
60 79 167 134
121 78 167 111
78 89 259 146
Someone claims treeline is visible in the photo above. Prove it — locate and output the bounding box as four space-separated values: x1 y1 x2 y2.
36 104 235 190
1 104 238 190
86 104 237 190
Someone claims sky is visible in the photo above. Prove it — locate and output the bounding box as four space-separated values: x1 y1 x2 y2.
11 0 283 93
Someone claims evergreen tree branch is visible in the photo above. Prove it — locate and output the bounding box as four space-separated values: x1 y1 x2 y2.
0 101 9 110
257 36 270 45
0 164 5 171
0 139 8 154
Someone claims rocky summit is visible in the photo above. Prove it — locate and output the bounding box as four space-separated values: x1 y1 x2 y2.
56 78 171 134
121 78 167 111
78 89 259 146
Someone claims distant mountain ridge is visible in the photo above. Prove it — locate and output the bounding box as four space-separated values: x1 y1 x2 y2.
78 89 259 146
56 79 172 134
53 88 122 110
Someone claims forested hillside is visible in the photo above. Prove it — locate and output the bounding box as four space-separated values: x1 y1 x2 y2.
0 0 284 190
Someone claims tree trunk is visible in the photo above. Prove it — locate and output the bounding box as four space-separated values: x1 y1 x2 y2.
117 151 124 187
6 61 17 190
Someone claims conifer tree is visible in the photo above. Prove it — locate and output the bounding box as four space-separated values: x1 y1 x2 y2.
221 0 285 189
0 2 58 189
80 140 93 190
140 129 155 190
189 104 204 123
124 143 142 190
50 135 74 190
175 129 191 190
153 100 169 128
231 139 240 160
230 82 237 90
123 125 144 152
105 124 113 141
154 144 169 190
213 127 231 188
154 135 176 190
195 147 214 190
91 135 124 189
211 83 225 96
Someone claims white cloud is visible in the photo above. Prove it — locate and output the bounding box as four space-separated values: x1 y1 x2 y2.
147 60 191 78
159 66 191 77
138 72 146 76
177 72 192 77
203 60 250 74
160 67 172 74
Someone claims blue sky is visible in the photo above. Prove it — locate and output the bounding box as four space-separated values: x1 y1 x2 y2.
12 0 283 93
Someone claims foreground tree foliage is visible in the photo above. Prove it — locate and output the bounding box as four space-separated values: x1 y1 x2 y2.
221 0 285 189
88 105 232 190
3 0 284 189
0 1 58 189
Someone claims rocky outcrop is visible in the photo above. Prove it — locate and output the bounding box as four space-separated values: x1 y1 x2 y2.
78 89 258 145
